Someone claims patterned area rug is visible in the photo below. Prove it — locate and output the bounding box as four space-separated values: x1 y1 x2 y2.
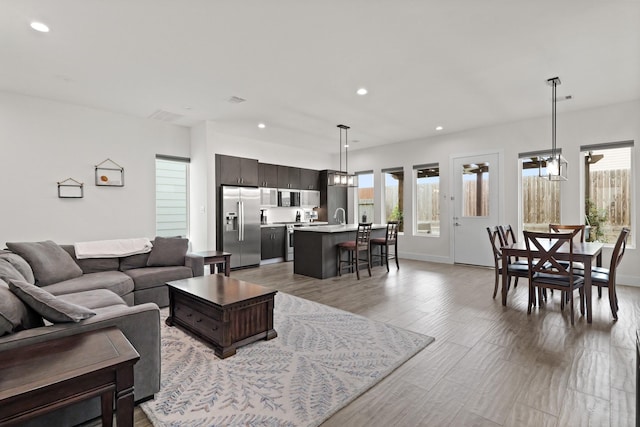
141 292 434 426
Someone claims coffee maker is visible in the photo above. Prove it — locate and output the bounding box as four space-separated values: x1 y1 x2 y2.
260 209 268 225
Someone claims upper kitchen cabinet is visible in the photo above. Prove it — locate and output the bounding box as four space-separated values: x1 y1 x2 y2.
216 154 259 186
259 163 279 188
300 168 320 190
277 166 301 189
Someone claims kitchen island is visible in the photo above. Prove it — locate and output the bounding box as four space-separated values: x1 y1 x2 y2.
293 224 387 279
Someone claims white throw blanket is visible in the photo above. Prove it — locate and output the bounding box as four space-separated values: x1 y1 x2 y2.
74 238 153 259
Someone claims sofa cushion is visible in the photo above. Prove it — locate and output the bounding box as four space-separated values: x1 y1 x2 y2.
0 251 35 284
57 289 127 310
124 266 193 291
5 241 82 286
8 279 96 323
146 236 188 267
60 245 120 274
120 252 151 271
43 271 135 298
0 284 44 335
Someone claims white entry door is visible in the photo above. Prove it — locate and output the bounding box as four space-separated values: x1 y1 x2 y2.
452 152 500 266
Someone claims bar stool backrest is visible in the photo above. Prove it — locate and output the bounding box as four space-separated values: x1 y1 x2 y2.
385 221 399 243
356 223 373 248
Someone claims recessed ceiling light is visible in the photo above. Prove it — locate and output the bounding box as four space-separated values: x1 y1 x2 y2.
435 126 443 131
356 88 368 96
258 123 266 129
30 22 50 33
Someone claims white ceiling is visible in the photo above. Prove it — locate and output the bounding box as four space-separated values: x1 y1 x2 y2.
2 1 639 153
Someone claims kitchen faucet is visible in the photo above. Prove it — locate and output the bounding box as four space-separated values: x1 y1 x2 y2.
333 207 346 225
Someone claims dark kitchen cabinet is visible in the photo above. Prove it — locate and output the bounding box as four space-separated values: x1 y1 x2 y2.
258 163 279 188
261 226 285 260
216 154 259 186
277 166 301 189
300 168 320 190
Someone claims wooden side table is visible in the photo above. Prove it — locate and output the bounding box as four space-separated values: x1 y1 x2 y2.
192 250 232 276
0 327 139 427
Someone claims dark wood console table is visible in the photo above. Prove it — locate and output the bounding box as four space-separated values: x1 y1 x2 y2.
0 327 139 427
166 274 277 358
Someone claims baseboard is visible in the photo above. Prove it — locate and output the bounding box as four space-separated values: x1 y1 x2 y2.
398 251 452 264
618 274 640 287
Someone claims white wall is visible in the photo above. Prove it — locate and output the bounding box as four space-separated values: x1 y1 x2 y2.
0 92 190 244
347 100 640 285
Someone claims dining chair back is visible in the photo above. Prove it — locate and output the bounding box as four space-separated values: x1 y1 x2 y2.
523 231 585 325
549 224 585 243
487 226 528 299
337 223 372 280
576 227 630 320
370 221 399 272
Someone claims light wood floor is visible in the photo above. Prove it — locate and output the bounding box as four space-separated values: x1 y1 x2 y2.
128 259 638 426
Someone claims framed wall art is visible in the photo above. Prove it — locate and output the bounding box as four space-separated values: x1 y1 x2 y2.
57 178 84 198
95 158 125 187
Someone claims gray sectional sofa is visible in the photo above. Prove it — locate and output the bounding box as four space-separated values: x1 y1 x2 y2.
0 237 204 426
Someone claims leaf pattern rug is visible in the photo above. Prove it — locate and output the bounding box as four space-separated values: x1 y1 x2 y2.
141 292 434 426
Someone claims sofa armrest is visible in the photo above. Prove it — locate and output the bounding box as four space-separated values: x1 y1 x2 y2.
0 303 161 401
185 253 204 277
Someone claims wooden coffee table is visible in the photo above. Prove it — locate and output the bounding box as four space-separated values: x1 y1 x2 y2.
0 327 139 427
166 275 277 358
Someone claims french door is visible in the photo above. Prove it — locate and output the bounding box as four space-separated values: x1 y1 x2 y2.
452 152 500 266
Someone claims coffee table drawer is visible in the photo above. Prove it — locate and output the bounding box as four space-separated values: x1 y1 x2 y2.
191 314 222 341
174 304 221 340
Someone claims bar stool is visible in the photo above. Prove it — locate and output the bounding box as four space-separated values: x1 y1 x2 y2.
370 221 399 272
337 223 372 280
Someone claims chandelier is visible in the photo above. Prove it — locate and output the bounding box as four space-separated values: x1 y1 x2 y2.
539 76 568 181
328 124 358 187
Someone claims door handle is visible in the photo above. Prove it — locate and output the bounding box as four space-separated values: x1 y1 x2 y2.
454 222 461 226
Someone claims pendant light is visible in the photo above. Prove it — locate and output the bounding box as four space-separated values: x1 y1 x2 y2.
539 77 568 181
328 124 358 187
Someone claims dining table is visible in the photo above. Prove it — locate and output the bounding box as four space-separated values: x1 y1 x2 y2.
501 240 604 323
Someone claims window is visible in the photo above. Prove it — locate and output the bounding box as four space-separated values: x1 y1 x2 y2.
462 162 490 217
155 155 190 238
581 141 634 243
414 163 439 236
520 152 561 232
356 171 374 223
383 168 404 232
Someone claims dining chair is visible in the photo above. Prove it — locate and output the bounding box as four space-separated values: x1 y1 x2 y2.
575 227 629 320
498 224 527 289
523 231 585 325
370 221 399 272
487 226 528 299
549 224 585 243
337 223 372 280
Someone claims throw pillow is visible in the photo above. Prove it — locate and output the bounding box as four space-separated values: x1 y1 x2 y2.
0 252 35 284
6 241 83 286
0 283 44 335
8 279 96 323
0 258 25 283
146 236 188 267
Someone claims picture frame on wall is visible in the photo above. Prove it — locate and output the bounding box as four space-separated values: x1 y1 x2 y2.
95 158 125 187
57 178 84 198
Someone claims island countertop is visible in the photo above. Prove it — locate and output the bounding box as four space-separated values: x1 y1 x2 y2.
293 224 387 278
294 223 387 233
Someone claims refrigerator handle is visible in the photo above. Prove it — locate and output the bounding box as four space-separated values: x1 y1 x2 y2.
238 202 244 242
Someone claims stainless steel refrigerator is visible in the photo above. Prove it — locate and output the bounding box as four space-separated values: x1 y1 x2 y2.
220 186 261 269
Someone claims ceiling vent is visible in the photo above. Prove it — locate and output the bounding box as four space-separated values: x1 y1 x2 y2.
227 96 246 104
148 109 184 122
